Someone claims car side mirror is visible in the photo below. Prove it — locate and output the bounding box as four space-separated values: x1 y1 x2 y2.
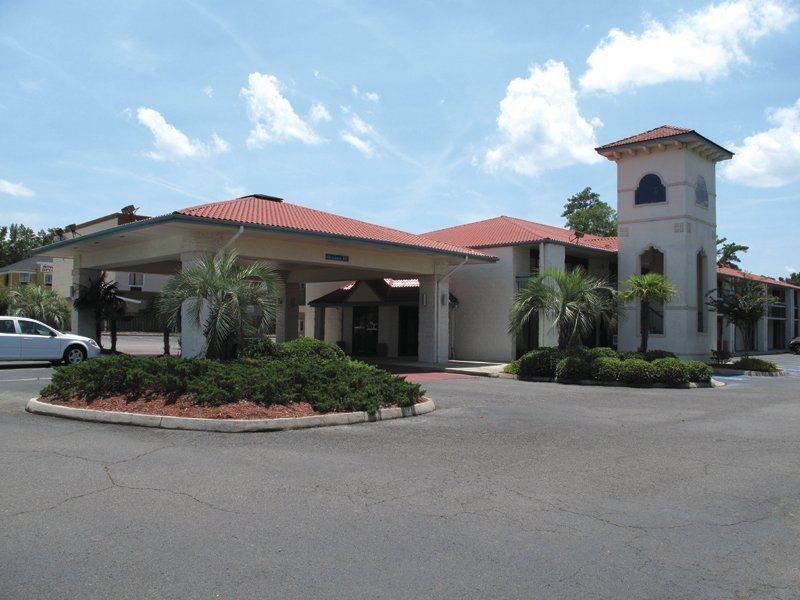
50 331 57 337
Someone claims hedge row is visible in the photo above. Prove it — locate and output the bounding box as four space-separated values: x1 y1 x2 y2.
42 338 422 414
730 357 778 372
514 346 712 386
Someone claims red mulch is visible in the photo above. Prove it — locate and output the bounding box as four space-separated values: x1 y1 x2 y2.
44 395 317 420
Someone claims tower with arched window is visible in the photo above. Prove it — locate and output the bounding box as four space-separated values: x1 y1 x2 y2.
596 126 734 359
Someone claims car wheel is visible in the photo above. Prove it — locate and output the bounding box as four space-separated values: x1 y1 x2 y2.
792 345 800 355
64 345 87 365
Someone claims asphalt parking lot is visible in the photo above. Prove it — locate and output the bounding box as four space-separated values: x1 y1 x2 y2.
1 354 800 599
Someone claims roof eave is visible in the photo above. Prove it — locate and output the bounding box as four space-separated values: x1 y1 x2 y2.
595 132 734 162
35 213 498 263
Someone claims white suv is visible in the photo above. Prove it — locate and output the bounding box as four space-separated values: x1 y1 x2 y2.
0 317 101 364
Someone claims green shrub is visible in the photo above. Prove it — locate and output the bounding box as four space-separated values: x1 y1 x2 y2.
651 358 689 386
555 356 592 381
277 337 346 361
592 357 622 381
619 351 645 361
685 360 712 383
731 357 778 372
644 349 678 362
618 358 655 385
241 337 279 358
504 360 520 375
584 346 619 362
41 352 420 415
518 347 562 378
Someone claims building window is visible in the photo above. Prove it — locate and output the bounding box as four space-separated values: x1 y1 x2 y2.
695 175 709 207
44 273 53 286
565 255 589 272
128 272 144 291
696 251 706 332
635 174 666 205
529 248 539 274
640 247 665 334
19 272 30 284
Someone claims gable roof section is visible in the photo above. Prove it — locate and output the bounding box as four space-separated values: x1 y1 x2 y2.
423 215 618 252
595 125 733 160
596 125 692 149
717 266 800 291
175 195 493 260
310 278 458 306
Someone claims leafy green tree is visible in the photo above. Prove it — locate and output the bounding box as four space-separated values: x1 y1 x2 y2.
786 272 800 286
561 187 617 237
158 251 279 360
716 237 749 269
0 224 58 267
5 284 70 329
73 272 124 350
620 273 676 354
707 278 775 359
508 267 617 351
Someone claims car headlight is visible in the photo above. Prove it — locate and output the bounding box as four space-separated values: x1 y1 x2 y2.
89 340 99 348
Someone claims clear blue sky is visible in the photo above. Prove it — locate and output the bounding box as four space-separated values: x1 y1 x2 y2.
1 0 798 276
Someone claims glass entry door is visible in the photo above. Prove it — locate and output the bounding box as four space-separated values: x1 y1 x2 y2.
352 306 379 356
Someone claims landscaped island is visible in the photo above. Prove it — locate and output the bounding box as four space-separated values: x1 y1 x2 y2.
506 347 713 387
40 338 424 419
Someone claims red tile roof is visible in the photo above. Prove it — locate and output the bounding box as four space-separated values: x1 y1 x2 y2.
175 195 493 260
596 125 693 149
717 266 800 290
423 216 618 251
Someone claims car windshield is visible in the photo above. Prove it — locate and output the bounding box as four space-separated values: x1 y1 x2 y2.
19 320 57 336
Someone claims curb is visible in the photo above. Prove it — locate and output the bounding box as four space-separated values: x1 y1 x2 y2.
504 374 716 388
711 367 787 377
25 397 435 433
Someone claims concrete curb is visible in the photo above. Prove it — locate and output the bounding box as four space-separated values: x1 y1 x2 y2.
711 367 787 377
25 397 435 433
505 374 716 388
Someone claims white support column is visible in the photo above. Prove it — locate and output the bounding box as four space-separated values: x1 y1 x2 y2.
538 242 566 347
418 272 449 364
275 281 301 343
756 311 769 353
70 259 101 341
179 252 208 358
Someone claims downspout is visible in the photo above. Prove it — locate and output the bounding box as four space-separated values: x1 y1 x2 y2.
216 225 245 258
433 256 470 361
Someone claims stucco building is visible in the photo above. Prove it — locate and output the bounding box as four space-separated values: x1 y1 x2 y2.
34 125 799 362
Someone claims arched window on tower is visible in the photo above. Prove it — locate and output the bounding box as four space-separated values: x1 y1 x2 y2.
635 174 666 205
696 250 707 332
640 247 665 334
695 175 709 207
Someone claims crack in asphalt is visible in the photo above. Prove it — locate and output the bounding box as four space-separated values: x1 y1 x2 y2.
2 445 247 519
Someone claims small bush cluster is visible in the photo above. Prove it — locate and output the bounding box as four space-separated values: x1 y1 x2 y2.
42 339 421 415
514 345 712 387
731 357 778 372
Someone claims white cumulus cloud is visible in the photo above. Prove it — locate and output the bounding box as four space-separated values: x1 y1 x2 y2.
722 98 800 187
340 112 379 157
352 84 380 103
580 0 797 94
483 60 601 176
203 85 214 98
0 179 35 197
241 72 323 148
137 107 230 161
309 102 332 123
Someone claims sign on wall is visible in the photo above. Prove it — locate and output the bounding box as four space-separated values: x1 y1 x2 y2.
325 253 349 263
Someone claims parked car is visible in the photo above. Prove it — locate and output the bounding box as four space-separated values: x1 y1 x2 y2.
0 316 101 364
791 336 800 355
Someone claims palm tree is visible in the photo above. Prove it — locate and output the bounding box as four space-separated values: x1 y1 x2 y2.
6 284 70 329
508 267 617 351
707 278 775 359
620 273 676 353
73 272 124 350
157 251 279 360
142 296 173 356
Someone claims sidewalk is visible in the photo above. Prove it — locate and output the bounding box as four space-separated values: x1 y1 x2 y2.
369 358 507 377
